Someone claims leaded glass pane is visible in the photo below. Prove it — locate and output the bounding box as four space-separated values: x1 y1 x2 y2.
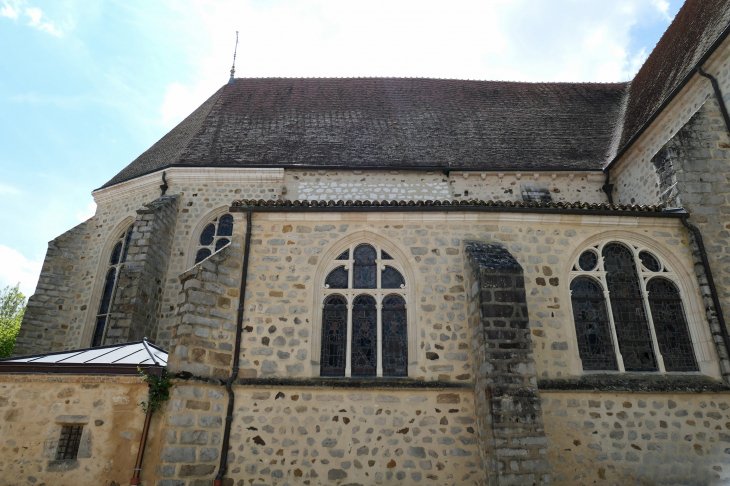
351 294 377 376
578 250 598 271
215 238 230 252
110 242 122 266
195 248 211 265
570 277 617 370
382 295 407 376
640 251 661 272
121 226 133 263
381 266 405 289
336 250 349 260
92 315 107 347
321 295 347 377
98 268 116 315
325 266 348 289
354 245 377 289
648 278 698 371
381 250 393 260
217 214 234 237
200 224 215 246
603 243 657 371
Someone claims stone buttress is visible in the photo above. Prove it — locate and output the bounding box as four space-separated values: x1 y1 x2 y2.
465 241 552 486
104 195 180 344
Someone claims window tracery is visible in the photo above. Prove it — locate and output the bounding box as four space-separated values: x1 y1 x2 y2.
570 241 698 373
194 214 233 265
321 243 407 377
92 225 133 347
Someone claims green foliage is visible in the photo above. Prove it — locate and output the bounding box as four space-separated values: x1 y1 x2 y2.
0 284 26 358
138 367 173 414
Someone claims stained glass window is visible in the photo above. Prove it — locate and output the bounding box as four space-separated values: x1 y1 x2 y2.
321 243 408 378
382 295 408 376
578 250 598 271
93 226 132 347
353 245 377 288
648 279 698 371
572 241 699 374
351 295 377 376
570 278 617 370
640 251 661 272
321 295 347 377
217 214 234 237
602 243 657 371
381 266 405 289
110 242 122 266
325 266 348 289
56 425 84 460
215 238 230 252
195 214 234 265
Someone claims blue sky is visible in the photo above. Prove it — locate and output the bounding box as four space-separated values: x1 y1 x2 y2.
0 0 682 296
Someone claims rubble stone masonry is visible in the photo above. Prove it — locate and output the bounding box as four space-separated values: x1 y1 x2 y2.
105 195 180 344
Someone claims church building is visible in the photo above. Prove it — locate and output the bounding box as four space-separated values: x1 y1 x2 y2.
3 1 730 484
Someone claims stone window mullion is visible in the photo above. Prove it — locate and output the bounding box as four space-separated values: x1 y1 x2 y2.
639 269 667 372
345 300 353 378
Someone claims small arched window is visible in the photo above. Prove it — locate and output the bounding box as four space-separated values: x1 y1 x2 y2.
321 244 407 377
195 214 233 265
92 225 133 347
570 241 698 373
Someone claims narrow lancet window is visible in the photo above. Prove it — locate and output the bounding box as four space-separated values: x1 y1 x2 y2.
647 279 698 371
570 277 617 371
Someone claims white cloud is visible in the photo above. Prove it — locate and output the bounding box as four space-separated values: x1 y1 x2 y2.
76 201 96 222
1 0 19 19
25 6 61 36
0 183 21 195
0 245 43 297
155 0 675 127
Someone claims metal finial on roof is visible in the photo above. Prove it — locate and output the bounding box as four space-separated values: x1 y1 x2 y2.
229 31 239 84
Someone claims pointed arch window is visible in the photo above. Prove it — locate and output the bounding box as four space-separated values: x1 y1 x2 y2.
321 244 408 377
195 214 233 265
92 225 133 347
570 242 698 373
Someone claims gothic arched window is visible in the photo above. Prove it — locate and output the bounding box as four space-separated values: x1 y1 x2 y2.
321 243 408 377
195 214 233 265
92 225 133 347
570 241 698 373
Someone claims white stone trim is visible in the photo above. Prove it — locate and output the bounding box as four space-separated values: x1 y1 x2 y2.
311 231 417 378
564 231 719 378
92 167 285 203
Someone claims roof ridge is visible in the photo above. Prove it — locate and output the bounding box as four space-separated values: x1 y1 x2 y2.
230 76 627 86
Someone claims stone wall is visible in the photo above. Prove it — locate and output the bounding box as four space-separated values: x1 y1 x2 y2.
465 242 551 486
104 195 180 344
0 373 150 485
14 220 91 356
648 100 730 378
168 239 244 379
155 381 480 486
542 390 730 485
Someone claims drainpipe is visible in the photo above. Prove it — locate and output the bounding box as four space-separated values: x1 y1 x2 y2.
697 67 730 136
130 338 162 485
215 210 253 486
601 168 614 205
680 214 730 379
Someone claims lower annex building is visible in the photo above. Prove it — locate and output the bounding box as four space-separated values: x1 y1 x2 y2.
4 1 730 484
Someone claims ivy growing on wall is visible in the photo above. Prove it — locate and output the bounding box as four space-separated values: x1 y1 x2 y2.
138 367 173 414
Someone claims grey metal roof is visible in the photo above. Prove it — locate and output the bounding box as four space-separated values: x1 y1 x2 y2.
0 341 167 375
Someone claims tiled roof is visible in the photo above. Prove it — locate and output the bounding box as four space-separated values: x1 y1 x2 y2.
101 78 626 188
617 0 730 154
229 198 670 214
100 0 730 189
